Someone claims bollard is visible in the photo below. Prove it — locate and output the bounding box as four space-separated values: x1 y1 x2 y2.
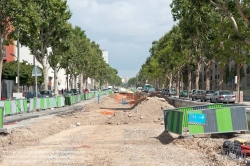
98 93 100 104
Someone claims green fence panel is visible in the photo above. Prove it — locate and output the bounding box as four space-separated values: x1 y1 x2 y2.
188 110 205 134
23 99 28 112
15 100 21 113
40 98 45 109
81 94 85 101
215 107 233 132
208 104 223 109
57 96 65 107
0 107 3 129
50 97 57 108
10 100 17 114
29 98 36 111
167 110 183 135
178 107 193 127
65 96 71 105
4 100 11 115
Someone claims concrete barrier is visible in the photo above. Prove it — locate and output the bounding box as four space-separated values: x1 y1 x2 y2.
165 97 205 108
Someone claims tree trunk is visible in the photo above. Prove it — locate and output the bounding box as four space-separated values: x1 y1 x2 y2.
181 72 183 91
53 67 58 96
176 68 180 96
237 63 241 103
168 73 172 89
165 75 167 88
188 66 192 98
42 58 49 91
79 74 83 93
205 60 212 91
218 65 225 90
85 77 88 88
195 62 201 90
0 56 3 99
69 74 73 89
74 75 77 89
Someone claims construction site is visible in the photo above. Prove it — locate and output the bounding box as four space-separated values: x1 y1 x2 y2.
0 91 249 166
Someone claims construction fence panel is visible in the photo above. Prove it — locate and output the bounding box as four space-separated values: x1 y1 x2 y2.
165 110 184 135
0 107 3 129
57 96 65 107
47 97 57 108
18 99 28 113
4 100 11 115
188 106 248 135
10 100 17 114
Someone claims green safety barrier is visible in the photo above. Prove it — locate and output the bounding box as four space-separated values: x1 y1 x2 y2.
4 100 11 115
57 96 65 107
0 107 3 129
163 104 248 135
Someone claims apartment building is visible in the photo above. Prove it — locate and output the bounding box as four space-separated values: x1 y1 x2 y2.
197 61 250 96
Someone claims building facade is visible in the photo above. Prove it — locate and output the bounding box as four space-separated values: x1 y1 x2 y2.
194 61 250 96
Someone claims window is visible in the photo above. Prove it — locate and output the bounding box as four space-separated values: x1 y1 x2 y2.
215 75 217 79
246 66 250 74
247 77 250 86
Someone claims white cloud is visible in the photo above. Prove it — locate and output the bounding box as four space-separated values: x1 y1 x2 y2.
67 0 175 77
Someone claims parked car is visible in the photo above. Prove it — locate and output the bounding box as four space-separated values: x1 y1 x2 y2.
148 88 156 93
25 91 41 102
71 89 80 95
89 89 98 93
84 88 89 94
161 88 168 95
189 89 196 98
210 90 235 103
40 90 53 98
191 90 206 101
49 90 55 96
63 90 74 96
113 88 119 93
200 90 216 102
179 90 188 98
167 88 176 96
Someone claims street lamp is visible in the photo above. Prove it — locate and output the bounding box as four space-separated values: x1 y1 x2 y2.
10 53 20 93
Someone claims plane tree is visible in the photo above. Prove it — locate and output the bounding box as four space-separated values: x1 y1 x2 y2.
16 0 71 91
48 23 72 95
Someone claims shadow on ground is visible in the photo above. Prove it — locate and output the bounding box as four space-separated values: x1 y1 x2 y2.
154 130 177 145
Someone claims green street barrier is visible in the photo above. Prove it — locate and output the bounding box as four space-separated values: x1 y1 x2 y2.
57 96 65 107
0 107 3 129
163 104 248 135
4 100 11 115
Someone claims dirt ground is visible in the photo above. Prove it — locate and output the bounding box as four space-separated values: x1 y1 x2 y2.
0 92 242 165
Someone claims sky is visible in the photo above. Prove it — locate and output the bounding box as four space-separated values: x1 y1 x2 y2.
67 0 175 78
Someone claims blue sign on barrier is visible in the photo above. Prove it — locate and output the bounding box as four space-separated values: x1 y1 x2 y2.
188 113 206 125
